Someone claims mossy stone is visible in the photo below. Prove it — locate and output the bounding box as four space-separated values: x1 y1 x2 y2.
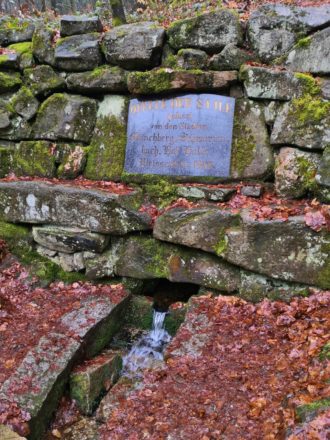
9 141 57 177
0 71 22 93
84 95 128 181
10 86 39 120
23 65 66 96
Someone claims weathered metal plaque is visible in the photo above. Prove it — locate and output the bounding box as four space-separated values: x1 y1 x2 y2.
124 94 235 177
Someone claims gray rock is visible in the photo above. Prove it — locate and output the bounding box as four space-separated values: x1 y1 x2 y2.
0 16 35 45
221 211 330 289
209 44 256 71
32 25 57 66
102 21 165 69
127 69 238 94
275 147 321 198
154 207 240 254
0 180 150 234
0 109 11 129
247 4 330 63
84 247 120 279
263 101 283 126
320 78 330 100
239 271 310 303
55 143 87 179
23 65 66 96
285 28 330 75
0 333 80 440
60 15 103 37
231 99 274 179
70 350 122 415
0 52 20 70
32 225 109 253
0 115 32 141
115 235 240 292
316 146 330 189
10 87 39 120
240 65 303 101
66 65 128 94
271 100 330 150
57 251 85 272
33 93 97 143
84 95 128 181
176 48 208 70
167 11 243 53
55 33 102 72
36 244 57 258
177 185 236 201
7 41 34 70
0 71 22 93
240 185 263 197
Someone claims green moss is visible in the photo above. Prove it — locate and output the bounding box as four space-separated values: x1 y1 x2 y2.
162 53 178 69
296 36 311 48
296 156 318 192
12 141 57 178
167 16 198 48
296 398 330 422
143 178 178 208
10 86 35 113
0 71 22 93
319 342 330 361
213 231 228 256
1 17 30 31
290 94 330 125
128 69 173 94
0 55 10 65
231 121 256 176
164 307 187 335
294 73 320 96
0 147 10 177
8 41 32 54
84 114 127 181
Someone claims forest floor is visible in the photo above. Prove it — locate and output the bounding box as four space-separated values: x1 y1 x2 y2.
0 240 329 439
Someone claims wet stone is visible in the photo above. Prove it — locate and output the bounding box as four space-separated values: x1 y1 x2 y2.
32 225 109 253
55 33 102 72
60 15 103 37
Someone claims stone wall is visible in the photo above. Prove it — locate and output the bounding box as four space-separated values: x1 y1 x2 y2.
0 5 329 299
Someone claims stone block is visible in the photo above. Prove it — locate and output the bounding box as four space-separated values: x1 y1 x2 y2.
60 15 102 37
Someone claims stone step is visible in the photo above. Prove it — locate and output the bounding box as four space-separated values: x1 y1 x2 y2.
0 292 130 440
0 181 151 235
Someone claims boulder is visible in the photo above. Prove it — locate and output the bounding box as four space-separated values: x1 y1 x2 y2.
115 235 240 292
23 65 66 96
55 33 102 72
240 65 303 101
209 44 256 71
247 4 330 63
275 147 321 198
32 225 109 253
167 11 243 53
84 95 128 181
60 15 103 37
270 98 330 150
102 21 165 69
154 207 240 254
127 69 237 94
10 87 39 120
66 65 128 94
7 141 57 178
0 180 150 234
33 93 97 143
231 98 274 179
32 25 57 66
221 211 330 290
0 71 21 93
285 28 330 75
0 16 35 46
8 42 34 70
70 350 122 414
0 52 20 70
176 48 208 70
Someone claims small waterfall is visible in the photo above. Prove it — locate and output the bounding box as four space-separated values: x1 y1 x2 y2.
122 309 171 378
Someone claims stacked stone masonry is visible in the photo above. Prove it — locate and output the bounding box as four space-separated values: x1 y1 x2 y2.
0 5 329 299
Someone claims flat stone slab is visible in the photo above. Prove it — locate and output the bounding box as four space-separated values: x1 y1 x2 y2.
177 186 236 201
66 66 128 94
0 291 130 439
60 15 102 37
127 69 237 95
32 225 109 253
0 181 151 234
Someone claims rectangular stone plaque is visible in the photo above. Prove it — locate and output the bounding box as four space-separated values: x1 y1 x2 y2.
124 94 235 177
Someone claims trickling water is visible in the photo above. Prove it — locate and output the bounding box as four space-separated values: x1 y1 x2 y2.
122 309 171 378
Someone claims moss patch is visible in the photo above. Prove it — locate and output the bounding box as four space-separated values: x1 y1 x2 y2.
296 155 318 192
296 36 311 48
294 73 320 96
127 69 173 94
0 71 22 93
11 141 57 178
8 41 32 54
296 398 330 422
143 178 178 208
290 95 330 125
319 342 330 361
231 120 256 176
